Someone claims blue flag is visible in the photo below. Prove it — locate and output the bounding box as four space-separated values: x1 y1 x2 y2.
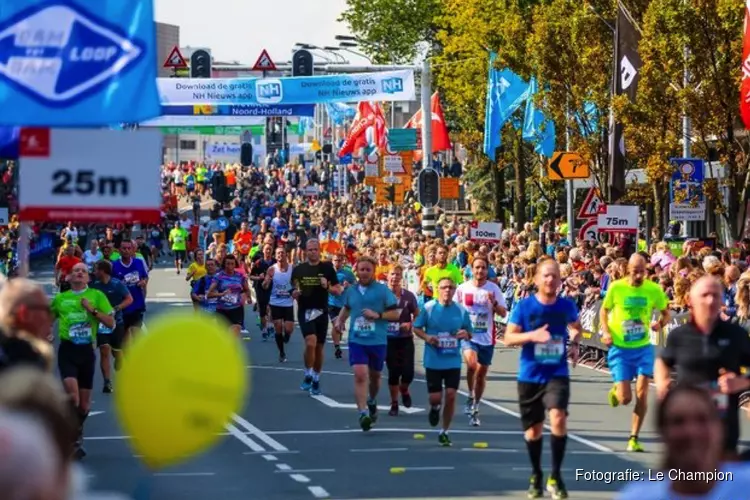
297 116 315 135
483 53 529 161
325 102 356 125
522 77 556 157
575 101 599 137
0 0 161 126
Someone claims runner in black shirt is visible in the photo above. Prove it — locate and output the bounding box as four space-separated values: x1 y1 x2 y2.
249 243 276 339
292 238 341 396
655 275 750 457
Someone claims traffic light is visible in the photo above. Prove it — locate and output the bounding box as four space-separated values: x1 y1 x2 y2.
418 168 440 208
292 50 313 77
191 50 211 78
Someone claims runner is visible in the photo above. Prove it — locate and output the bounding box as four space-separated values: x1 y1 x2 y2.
412 276 472 446
454 256 507 426
186 249 207 310
264 246 295 363
111 240 149 349
51 262 114 460
422 244 463 293
504 258 582 499
208 254 252 337
90 260 132 394
292 239 342 395
329 252 356 360
169 221 189 275
249 243 276 340
82 240 102 273
600 253 669 452
191 258 219 313
384 264 419 416
334 256 401 431
55 245 81 292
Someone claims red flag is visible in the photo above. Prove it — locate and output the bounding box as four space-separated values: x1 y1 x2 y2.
406 92 451 160
741 1 750 128
338 102 376 157
373 102 388 151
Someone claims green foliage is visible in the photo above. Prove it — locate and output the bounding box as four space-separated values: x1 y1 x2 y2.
339 0 442 63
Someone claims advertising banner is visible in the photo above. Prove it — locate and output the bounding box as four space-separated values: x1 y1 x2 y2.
160 104 315 117
141 115 266 127
157 70 416 105
205 141 241 162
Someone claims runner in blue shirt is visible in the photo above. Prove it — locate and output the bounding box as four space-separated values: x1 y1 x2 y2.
413 277 473 447
329 253 356 359
335 256 401 432
504 258 582 500
111 240 149 345
208 254 252 337
191 258 219 313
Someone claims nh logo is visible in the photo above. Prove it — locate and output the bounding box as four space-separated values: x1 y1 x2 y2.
256 79 282 103
382 77 403 94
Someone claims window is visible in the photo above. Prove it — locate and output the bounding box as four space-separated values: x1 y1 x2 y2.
179 140 196 150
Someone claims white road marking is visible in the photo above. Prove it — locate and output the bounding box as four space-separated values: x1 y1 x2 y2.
155 292 177 297
290 474 311 483
89 411 105 416
243 450 299 456
459 448 519 453
276 464 292 471
262 428 520 436
225 424 265 452
153 472 216 477
232 414 289 451
261 454 277 461
146 297 192 303
250 364 615 454
274 469 335 474
350 447 409 453
308 486 330 498
310 394 424 414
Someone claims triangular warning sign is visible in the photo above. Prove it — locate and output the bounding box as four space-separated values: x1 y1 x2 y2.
578 187 606 219
163 46 187 68
252 49 277 71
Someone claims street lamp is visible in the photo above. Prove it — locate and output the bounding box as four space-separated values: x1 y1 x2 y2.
296 43 346 63
336 42 373 63
335 35 358 42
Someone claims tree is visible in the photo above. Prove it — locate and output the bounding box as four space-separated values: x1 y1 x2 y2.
339 0 442 64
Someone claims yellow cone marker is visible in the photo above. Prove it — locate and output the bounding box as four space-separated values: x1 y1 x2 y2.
474 442 489 449
390 467 406 474
413 433 425 440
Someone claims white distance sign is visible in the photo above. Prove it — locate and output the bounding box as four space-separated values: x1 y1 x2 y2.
597 205 639 234
470 221 503 243
18 129 162 223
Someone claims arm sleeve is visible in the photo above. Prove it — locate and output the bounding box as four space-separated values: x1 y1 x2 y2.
413 305 428 329
602 283 615 309
383 288 398 310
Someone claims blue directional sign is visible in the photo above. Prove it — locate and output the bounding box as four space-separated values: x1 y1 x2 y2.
0 0 160 125
217 217 229 231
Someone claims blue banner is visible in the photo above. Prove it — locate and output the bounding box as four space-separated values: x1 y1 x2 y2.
483 53 530 161
669 158 706 221
160 104 315 117
0 126 19 158
0 0 161 126
158 70 416 105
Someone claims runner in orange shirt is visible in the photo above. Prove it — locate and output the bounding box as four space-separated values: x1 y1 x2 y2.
233 222 254 260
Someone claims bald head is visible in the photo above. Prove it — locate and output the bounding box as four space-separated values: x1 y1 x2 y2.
689 275 723 323
627 254 647 286
690 275 724 300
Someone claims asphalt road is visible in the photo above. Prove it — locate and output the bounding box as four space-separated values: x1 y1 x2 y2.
28 262 750 500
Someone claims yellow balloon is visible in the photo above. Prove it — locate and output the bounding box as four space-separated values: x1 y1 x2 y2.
114 311 248 469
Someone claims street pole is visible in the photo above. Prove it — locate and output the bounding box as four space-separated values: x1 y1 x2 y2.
420 58 436 238
683 44 693 238
566 106 575 245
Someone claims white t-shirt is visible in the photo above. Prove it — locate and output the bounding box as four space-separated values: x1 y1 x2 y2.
83 250 103 270
269 264 294 308
453 280 506 346
616 465 750 500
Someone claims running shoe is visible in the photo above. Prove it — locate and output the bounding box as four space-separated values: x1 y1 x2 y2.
627 436 644 452
527 474 543 499
334 345 343 359
401 391 412 408
428 406 440 427
310 380 321 396
279 354 287 363
367 398 378 422
469 410 480 427
607 384 619 408
359 413 373 432
388 402 398 417
546 477 568 499
300 376 313 392
102 380 113 394
438 432 452 447
464 397 474 415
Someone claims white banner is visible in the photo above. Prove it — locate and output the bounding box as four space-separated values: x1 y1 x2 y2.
597 205 639 234
140 115 266 127
205 141 241 162
470 221 503 243
157 70 417 105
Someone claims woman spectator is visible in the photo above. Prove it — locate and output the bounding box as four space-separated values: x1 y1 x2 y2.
650 241 676 273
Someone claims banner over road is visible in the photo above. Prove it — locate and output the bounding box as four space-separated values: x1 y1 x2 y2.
157 70 416 105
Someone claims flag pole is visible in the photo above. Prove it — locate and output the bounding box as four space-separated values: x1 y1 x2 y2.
420 58 436 238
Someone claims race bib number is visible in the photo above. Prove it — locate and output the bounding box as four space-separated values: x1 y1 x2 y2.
437 332 458 355
304 309 323 322
223 293 239 306
623 319 646 343
470 313 490 333
70 322 93 345
534 338 564 364
275 284 291 298
123 271 140 286
387 322 400 334
98 312 115 335
174 235 184 243
354 316 375 338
